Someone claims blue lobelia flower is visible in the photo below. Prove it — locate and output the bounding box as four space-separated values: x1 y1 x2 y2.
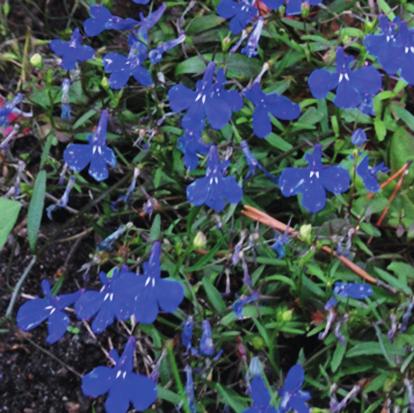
131 3 166 42
232 291 259 319
357 92 376 116
279 364 311 413
16 279 80 344
325 282 373 310
217 0 259 35
169 62 242 132
240 140 278 183
60 78 71 120
83 5 138 37
0 93 23 127
199 319 215 357
127 241 184 324
242 17 264 58
184 365 197 413
103 40 152 90
243 375 278 413
132 0 151 3
149 33 186 64
271 229 290 259
395 22 414 85
50 28 94 71
351 129 367 147
278 144 350 213
47 175 76 219
363 15 403 75
82 337 157 413
187 145 243 212
178 126 211 171
63 109 116 182
181 315 194 352
244 82 300 138
356 155 388 192
74 268 138 333
308 47 382 109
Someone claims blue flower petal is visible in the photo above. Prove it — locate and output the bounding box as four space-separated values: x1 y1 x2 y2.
278 168 308 197
156 279 184 313
16 298 50 331
109 70 131 90
250 376 271 408
64 143 92 172
286 0 303 15
204 96 232 130
350 66 382 96
75 290 104 320
134 286 159 324
46 310 69 344
268 94 301 121
91 304 115 333
301 180 326 213
84 5 112 36
105 383 130 413
320 166 350 194
222 176 243 204
282 364 304 393
103 53 127 72
129 374 157 411
252 106 271 138
187 177 210 207
82 366 114 397
308 69 338 99
217 0 238 18
168 84 196 112
334 80 361 108
133 66 153 86
89 152 110 182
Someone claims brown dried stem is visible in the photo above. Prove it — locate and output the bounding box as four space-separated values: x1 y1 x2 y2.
241 205 396 294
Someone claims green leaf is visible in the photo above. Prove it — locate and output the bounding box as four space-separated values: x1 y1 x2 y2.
374 117 386 141
0 197 22 250
390 103 414 132
150 214 161 242
202 277 226 313
377 0 396 19
265 133 293 151
73 109 97 129
186 15 224 34
215 383 247 413
331 342 346 373
389 127 414 185
27 170 47 251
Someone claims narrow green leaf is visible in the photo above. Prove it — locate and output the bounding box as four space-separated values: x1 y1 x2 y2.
0 197 22 250
202 277 226 313
216 383 247 413
150 214 161 242
27 170 47 251
330 342 347 372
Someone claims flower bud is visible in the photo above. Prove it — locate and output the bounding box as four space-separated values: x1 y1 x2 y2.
30 53 43 68
299 224 312 244
193 231 207 249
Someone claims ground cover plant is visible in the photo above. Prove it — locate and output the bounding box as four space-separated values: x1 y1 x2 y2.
2 0 414 412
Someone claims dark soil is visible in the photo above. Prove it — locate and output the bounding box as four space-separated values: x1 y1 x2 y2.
0 222 101 413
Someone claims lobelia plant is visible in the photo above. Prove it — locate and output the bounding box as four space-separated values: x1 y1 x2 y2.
10 0 414 411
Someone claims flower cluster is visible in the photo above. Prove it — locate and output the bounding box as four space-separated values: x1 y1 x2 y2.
364 16 414 84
